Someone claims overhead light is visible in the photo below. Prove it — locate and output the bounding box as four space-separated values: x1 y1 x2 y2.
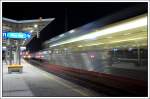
34 24 38 28
50 15 147 47
30 30 33 33
69 30 75 33
59 34 65 37
128 48 133 51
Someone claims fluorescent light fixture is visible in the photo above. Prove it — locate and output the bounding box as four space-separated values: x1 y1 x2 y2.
50 15 147 47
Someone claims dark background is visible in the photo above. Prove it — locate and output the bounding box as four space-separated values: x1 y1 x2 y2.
2 2 148 52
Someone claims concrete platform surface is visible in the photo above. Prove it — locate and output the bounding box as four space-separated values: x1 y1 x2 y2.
2 59 105 97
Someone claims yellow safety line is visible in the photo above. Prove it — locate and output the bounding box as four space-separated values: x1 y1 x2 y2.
27 62 89 96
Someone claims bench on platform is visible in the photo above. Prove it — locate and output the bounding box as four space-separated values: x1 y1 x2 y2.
8 64 23 73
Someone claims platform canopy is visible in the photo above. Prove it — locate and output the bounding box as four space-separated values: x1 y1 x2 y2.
2 17 55 46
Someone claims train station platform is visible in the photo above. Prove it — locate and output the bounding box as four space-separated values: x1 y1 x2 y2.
2 59 104 97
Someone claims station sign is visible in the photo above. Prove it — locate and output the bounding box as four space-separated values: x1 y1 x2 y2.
3 32 31 39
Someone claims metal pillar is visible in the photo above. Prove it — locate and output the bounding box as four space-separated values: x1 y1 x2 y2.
13 40 21 65
17 41 21 65
9 46 13 65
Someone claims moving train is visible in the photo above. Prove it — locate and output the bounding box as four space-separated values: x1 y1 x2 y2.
23 13 148 96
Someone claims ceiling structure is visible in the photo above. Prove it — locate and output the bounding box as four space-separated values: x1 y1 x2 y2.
2 17 55 47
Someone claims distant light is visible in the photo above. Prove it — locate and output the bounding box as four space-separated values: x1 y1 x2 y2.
69 30 75 33
43 51 47 54
113 48 118 51
90 55 95 58
34 24 38 28
2 47 6 50
27 55 31 59
49 51 52 53
20 47 26 51
59 34 64 37
30 30 33 33
128 48 133 51
23 56 26 58
26 51 29 55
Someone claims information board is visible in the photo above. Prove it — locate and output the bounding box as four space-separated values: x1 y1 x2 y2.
3 32 31 39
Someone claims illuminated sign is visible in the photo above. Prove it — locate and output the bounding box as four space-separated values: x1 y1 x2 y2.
3 32 31 39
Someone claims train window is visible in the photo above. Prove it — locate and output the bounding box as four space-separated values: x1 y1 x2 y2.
109 47 148 67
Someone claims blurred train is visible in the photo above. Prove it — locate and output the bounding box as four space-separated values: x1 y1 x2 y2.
23 13 148 96
24 13 148 79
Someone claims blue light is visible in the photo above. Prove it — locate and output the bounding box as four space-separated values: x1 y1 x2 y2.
2 32 31 39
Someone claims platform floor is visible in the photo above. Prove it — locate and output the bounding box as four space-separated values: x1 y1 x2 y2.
2 59 105 97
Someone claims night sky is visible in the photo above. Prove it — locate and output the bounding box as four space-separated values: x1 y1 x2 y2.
2 2 147 52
